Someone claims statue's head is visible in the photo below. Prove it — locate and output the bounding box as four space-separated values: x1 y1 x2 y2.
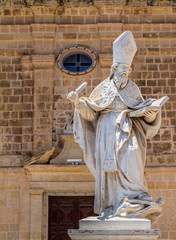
111 62 131 77
111 63 131 88
111 31 137 88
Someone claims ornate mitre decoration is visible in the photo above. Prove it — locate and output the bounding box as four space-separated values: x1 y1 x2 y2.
113 31 137 67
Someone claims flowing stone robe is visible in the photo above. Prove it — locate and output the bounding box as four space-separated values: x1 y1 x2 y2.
73 78 161 214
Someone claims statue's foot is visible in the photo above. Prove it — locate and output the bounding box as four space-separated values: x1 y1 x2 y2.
111 197 145 217
133 197 163 220
113 203 145 217
110 196 163 223
135 192 152 201
98 206 113 220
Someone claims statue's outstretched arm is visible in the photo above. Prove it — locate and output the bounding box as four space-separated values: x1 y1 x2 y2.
67 90 98 122
75 99 99 122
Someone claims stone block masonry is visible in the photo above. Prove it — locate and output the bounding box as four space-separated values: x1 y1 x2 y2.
0 4 175 164
0 166 175 240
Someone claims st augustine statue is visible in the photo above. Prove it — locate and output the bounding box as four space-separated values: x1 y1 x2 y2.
67 31 168 222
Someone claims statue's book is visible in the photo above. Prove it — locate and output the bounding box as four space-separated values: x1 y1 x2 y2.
128 96 169 118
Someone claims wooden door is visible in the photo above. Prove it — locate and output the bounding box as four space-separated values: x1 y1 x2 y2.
48 196 95 240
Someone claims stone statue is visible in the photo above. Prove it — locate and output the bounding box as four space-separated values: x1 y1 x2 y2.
67 31 168 222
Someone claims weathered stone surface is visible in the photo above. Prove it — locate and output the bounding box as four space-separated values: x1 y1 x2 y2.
79 216 151 230
0 0 175 7
21 147 55 166
50 135 83 165
68 229 160 240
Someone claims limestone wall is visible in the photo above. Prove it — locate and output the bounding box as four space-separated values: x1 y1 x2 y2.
0 4 175 164
0 166 175 240
0 168 30 240
0 1 175 240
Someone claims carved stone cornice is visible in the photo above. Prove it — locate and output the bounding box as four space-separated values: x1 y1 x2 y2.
31 54 55 70
30 188 44 195
24 165 91 175
21 54 55 70
0 1 175 7
24 164 176 175
31 24 57 38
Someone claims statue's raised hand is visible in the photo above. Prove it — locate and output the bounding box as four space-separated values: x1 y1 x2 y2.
67 91 80 105
67 82 87 105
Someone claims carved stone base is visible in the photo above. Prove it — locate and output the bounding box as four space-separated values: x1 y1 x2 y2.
68 217 160 240
79 216 151 230
68 229 160 240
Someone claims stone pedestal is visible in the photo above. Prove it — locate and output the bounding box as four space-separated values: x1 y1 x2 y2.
68 216 160 240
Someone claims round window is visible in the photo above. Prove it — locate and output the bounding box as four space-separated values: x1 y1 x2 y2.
57 46 97 75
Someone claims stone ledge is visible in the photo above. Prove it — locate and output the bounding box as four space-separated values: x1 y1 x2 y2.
0 2 175 7
79 216 151 231
68 229 160 235
24 164 91 174
24 164 176 174
68 229 160 240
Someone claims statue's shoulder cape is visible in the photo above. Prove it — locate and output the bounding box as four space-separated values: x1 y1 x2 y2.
81 78 155 111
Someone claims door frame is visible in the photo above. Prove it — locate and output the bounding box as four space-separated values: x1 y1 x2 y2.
25 165 95 240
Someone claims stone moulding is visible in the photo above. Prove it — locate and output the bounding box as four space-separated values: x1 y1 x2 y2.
68 229 160 240
24 164 176 174
22 54 55 70
79 216 151 230
0 0 176 7
24 164 91 174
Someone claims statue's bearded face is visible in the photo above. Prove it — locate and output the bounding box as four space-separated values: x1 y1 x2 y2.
113 63 130 89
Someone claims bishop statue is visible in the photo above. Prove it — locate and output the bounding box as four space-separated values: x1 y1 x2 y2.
67 31 168 222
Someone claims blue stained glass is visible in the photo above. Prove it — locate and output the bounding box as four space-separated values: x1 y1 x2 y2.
64 63 75 66
65 66 77 72
63 53 92 73
66 55 76 63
